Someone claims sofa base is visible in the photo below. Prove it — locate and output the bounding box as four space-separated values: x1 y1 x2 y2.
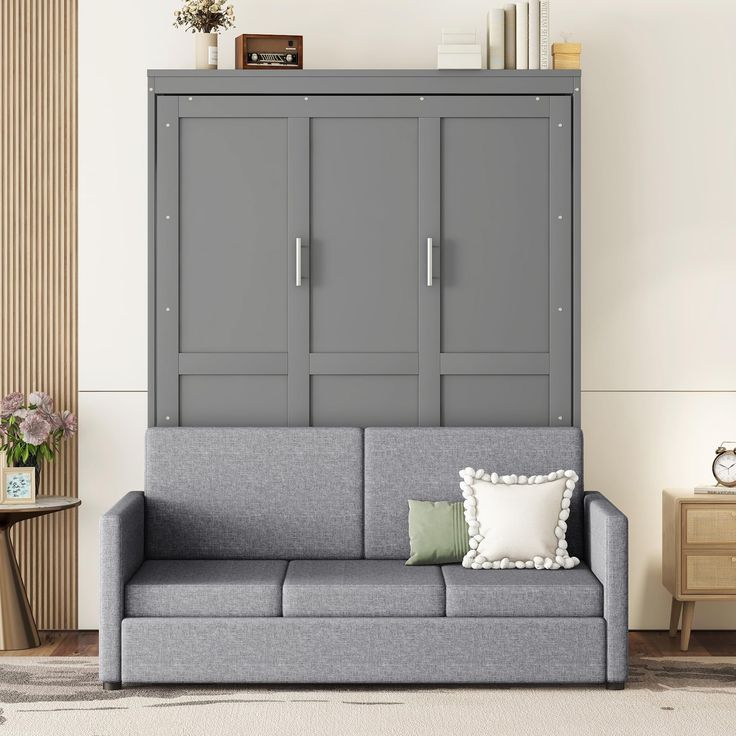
102 681 121 691
606 682 625 690
119 616 608 686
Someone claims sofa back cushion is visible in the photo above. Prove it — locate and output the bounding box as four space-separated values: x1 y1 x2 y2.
363 427 584 560
145 427 363 559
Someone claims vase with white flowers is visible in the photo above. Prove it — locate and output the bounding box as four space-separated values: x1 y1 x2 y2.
0 392 78 494
173 1 236 70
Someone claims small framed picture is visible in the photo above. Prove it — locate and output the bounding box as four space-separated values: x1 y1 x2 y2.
1 467 36 504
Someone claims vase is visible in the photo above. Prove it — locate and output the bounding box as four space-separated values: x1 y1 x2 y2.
11 457 42 495
194 33 218 70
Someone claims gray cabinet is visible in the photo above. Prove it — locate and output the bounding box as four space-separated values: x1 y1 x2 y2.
149 71 581 429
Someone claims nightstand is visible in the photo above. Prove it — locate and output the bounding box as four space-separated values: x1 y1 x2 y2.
662 489 736 651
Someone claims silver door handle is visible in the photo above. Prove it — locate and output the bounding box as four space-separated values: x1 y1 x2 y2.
296 237 302 286
427 237 433 287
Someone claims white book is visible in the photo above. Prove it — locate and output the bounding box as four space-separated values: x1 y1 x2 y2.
528 0 540 70
437 44 483 70
515 2 529 70
504 4 516 69
488 9 506 70
540 0 550 69
694 485 736 495
442 29 478 45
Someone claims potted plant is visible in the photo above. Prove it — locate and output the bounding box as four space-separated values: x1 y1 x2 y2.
0 392 77 493
173 1 236 70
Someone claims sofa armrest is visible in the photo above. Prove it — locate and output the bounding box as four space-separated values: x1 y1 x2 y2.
584 491 628 685
99 491 145 683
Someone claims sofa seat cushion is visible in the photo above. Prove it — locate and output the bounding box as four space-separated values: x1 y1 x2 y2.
442 563 603 617
125 560 287 617
283 560 445 617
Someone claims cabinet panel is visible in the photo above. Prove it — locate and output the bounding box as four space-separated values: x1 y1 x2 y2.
310 118 419 354
153 83 578 429
440 117 550 354
441 375 549 427
179 118 288 353
311 376 418 427
180 375 287 426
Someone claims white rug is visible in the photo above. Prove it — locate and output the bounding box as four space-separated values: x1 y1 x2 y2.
0 657 735 735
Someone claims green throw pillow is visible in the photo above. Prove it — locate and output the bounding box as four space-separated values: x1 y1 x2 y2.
406 500 468 566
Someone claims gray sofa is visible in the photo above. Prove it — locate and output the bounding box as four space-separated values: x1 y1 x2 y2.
100 427 628 689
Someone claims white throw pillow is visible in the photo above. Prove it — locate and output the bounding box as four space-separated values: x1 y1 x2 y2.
459 467 581 570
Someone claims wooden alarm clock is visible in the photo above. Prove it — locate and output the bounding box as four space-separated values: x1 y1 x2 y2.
712 442 736 487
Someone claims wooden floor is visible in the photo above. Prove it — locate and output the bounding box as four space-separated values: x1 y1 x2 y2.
1 630 736 658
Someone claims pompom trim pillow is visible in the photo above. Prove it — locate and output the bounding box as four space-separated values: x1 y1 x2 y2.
459 467 581 571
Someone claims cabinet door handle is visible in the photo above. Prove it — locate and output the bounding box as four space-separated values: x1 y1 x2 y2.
295 237 302 286
427 237 433 287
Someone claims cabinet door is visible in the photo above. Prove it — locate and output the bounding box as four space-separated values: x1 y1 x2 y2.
154 96 301 426
307 109 420 426
420 96 573 426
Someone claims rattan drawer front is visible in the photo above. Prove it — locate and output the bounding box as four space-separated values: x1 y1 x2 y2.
683 554 736 594
684 505 736 546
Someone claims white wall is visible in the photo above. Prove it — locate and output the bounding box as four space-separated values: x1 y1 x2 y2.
79 0 736 629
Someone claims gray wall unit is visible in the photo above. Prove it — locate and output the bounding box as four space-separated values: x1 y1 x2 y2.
149 71 581 428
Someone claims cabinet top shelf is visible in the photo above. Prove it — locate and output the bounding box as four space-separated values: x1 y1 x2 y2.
147 69 581 96
148 69 581 77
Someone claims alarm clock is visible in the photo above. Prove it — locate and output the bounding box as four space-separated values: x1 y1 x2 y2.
712 442 736 487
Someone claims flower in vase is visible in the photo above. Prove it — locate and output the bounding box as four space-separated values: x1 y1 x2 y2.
56 411 78 438
29 391 54 413
19 412 52 446
0 392 24 418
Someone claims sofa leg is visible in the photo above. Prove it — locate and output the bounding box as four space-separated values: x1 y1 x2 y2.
606 682 625 690
103 681 122 691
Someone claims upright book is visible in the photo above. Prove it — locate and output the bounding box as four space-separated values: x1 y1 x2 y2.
488 9 506 69
515 2 529 70
504 3 516 69
540 1 550 69
528 0 540 70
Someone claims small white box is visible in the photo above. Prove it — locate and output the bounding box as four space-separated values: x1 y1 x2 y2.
441 29 478 45
437 43 483 70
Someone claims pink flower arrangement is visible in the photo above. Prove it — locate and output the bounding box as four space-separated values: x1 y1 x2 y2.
0 391 77 467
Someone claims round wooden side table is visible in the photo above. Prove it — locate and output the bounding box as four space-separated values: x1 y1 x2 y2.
0 496 81 651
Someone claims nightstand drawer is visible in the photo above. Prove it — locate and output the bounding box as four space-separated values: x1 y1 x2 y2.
683 505 736 546
683 553 736 593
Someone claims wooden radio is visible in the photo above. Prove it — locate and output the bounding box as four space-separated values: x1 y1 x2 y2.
235 34 303 69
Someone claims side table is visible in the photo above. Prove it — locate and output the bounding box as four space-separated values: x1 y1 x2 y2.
662 489 736 651
0 496 81 650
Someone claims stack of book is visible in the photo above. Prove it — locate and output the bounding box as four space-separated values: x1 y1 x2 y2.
487 1 550 70
437 29 483 70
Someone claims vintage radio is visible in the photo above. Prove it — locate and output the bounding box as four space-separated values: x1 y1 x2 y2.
235 34 303 69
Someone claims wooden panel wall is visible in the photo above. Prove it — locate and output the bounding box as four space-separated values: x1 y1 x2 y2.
0 0 78 629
